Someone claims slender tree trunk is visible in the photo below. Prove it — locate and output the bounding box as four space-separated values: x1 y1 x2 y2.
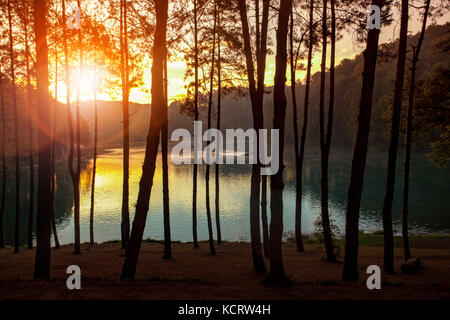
318 0 336 262
205 2 218 256
382 0 408 274
255 0 268 257
192 0 199 249
257 0 269 262
162 55 171 259
33 0 52 279
62 0 78 254
0 71 6 248
24 4 35 250
51 40 60 249
269 0 292 282
121 0 168 280
121 0 130 249
215 6 222 245
289 3 304 253
342 0 384 282
238 0 266 274
73 0 83 255
402 0 430 263
297 0 315 253
90 50 98 246
8 0 21 254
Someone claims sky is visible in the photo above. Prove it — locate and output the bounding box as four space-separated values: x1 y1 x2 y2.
50 6 449 105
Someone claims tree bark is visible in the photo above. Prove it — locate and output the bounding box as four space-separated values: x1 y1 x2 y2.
269 0 292 282
33 0 52 279
402 0 430 263
121 0 168 280
192 0 199 249
382 0 408 274
7 0 21 254
342 0 384 282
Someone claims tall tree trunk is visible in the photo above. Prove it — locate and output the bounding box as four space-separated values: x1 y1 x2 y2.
269 0 292 282
7 0 21 254
257 0 269 262
289 1 304 253
73 0 83 255
192 0 199 249
24 3 35 250
0 70 6 248
90 48 98 246
318 0 336 262
33 0 52 279
256 0 268 258
297 0 315 253
50 21 60 249
205 1 218 256
215 6 222 245
382 0 408 274
121 0 168 280
62 0 78 254
238 0 267 274
342 0 384 282
162 54 172 259
120 0 130 249
402 0 430 263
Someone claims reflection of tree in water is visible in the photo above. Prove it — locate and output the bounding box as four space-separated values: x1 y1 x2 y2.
3 163 74 246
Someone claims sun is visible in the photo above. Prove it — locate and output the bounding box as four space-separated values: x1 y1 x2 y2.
76 68 98 97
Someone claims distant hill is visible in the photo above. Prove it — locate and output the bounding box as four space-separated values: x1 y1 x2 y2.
50 23 450 156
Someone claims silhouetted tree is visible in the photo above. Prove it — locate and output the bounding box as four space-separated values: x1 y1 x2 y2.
19 0 36 250
162 51 171 259
343 0 387 282
318 0 336 262
7 0 21 254
269 0 292 282
0 68 5 249
402 0 430 262
238 0 269 274
382 0 409 274
205 0 218 256
62 0 81 254
120 0 130 249
121 0 168 280
49 0 60 249
33 0 53 279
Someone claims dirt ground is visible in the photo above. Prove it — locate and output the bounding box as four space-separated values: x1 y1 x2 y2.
0 241 449 300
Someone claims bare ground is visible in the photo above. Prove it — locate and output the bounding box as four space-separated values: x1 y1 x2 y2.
0 241 449 300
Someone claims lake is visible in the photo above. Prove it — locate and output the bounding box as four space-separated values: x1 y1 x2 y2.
2 146 450 246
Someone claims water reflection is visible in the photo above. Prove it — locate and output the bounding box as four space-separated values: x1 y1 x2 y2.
2 146 450 246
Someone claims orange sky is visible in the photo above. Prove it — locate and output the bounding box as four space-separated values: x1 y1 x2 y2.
50 9 449 105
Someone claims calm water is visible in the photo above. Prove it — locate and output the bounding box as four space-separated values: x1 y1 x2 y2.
3 146 450 246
